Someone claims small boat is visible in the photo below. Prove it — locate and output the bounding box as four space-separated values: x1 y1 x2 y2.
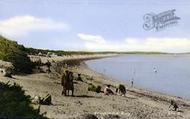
153 67 157 73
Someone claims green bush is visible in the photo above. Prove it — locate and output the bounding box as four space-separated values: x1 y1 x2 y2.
88 84 101 93
3 52 35 73
0 82 47 118
88 83 96 92
96 85 102 93
0 36 35 73
118 84 126 95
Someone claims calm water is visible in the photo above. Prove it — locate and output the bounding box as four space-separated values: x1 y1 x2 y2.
86 54 190 99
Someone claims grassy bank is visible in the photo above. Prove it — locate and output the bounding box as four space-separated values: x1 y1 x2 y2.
0 35 34 73
0 81 47 119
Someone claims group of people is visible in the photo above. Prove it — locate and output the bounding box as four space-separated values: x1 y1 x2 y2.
38 61 180 112
61 70 74 96
60 70 126 97
104 84 127 96
61 70 84 96
60 69 180 112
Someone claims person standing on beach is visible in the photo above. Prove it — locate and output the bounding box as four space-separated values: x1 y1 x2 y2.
69 72 74 96
169 100 179 111
61 71 66 96
77 73 83 82
61 70 69 96
131 78 134 87
46 60 51 73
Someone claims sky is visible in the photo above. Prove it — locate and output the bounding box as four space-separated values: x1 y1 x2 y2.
0 0 190 53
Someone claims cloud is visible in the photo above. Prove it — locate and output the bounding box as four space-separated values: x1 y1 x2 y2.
0 15 70 37
77 33 190 53
124 38 190 52
77 33 106 44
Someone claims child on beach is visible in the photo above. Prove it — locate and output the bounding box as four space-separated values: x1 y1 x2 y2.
169 100 179 111
104 85 114 95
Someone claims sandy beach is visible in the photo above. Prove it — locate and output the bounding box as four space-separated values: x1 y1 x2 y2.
1 55 190 119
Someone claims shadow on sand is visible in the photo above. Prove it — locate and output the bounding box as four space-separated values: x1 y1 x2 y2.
73 95 102 98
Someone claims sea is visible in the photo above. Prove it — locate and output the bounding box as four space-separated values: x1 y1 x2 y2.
86 54 190 99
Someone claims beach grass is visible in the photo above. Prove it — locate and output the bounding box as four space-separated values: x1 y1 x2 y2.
0 81 47 119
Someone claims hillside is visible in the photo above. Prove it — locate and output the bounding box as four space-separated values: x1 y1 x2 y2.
0 36 117 74
0 35 34 73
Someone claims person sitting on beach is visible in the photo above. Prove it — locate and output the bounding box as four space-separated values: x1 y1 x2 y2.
169 100 179 111
46 60 51 73
39 94 52 105
104 85 114 95
77 73 83 82
116 88 119 93
118 84 126 96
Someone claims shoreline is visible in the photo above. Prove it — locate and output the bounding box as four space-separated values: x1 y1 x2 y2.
29 53 118 64
82 61 190 106
1 54 190 118
61 59 190 118
83 54 190 101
